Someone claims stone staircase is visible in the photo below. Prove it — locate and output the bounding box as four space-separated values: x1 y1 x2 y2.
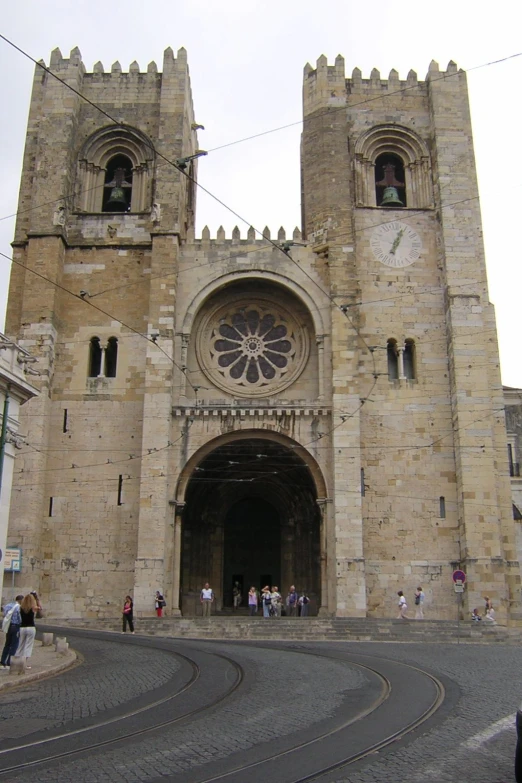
58 617 521 644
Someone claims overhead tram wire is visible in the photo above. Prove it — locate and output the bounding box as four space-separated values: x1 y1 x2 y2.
0 37 511 468
0 43 520 230
12 402 507 487
0 35 379 430
204 51 522 154
0 249 199 397
0 37 517 320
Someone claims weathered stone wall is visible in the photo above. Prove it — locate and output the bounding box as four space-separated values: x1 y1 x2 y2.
5 48 519 622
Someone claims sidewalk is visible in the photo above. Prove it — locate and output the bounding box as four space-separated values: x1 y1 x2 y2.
0 638 77 691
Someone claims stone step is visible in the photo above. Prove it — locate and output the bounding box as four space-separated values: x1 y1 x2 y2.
60 617 516 644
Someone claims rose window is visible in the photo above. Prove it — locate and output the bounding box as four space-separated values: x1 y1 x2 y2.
197 299 309 397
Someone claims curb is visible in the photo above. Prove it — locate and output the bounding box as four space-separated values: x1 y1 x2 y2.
0 645 78 692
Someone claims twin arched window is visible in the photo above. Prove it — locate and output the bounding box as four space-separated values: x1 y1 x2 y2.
76 127 154 213
387 338 416 381
88 337 118 378
355 125 432 209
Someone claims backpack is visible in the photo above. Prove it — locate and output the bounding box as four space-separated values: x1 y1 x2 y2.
302 596 309 605
415 594 420 605
2 605 15 634
263 594 272 605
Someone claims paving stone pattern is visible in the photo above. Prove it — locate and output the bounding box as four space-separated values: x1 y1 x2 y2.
326 641 520 783
0 637 180 735
13 642 366 783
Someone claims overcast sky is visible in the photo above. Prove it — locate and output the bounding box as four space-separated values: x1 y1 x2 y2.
1 1 521 384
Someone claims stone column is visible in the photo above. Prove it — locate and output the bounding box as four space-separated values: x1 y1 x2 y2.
170 501 184 616
316 497 331 615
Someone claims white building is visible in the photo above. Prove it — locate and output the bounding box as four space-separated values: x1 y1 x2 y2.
0 334 39 602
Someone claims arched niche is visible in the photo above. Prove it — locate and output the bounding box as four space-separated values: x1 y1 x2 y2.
354 124 432 209
75 125 155 213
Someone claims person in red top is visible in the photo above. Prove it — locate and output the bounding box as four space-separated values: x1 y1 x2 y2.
122 596 135 633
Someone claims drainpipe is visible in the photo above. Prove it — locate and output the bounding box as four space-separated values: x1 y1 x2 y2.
0 386 10 498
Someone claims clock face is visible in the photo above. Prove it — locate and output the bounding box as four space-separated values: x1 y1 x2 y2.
370 221 422 268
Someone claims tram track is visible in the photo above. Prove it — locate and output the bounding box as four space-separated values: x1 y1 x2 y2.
189 646 446 783
0 631 245 778
0 633 447 782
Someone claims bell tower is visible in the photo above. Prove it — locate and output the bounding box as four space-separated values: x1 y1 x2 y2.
301 55 520 621
5 46 201 617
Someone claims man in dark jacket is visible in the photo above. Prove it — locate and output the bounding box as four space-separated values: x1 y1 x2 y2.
1 595 24 667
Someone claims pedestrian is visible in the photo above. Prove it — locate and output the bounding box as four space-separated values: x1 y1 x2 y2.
271 586 282 617
397 590 408 619
30 590 43 619
248 586 258 616
13 593 37 669
1 594 24 668
200 582 214 617
286 585 298 617
484 596 496 624
299 592 310 617
155 591 166 617
261 585 272 618
414 586 425 620
232 582 242 610
122 595 135 633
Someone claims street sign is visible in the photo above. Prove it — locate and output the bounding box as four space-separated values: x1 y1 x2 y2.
3 548 21 572
452 569 466 584
454 581 464 593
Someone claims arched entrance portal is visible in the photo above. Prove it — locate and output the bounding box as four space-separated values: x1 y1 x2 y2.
180 437 323 615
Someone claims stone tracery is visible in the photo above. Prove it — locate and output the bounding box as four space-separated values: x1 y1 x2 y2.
197 297 309 397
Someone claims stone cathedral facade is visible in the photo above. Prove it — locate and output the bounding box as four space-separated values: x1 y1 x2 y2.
5 46 521 621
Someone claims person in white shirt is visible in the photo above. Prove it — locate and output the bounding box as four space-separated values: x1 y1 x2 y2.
397 590 408 619
200 583 214 617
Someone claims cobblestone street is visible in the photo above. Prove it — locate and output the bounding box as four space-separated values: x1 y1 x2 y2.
0 632 520 782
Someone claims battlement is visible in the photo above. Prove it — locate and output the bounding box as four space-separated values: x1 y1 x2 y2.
42 45 188 79
303 55 461 115
193 225 303 245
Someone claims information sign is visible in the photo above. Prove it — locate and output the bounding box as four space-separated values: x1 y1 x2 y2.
4 548 21 572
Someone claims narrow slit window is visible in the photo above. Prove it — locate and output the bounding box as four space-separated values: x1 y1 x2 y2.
63 409 68 433
88 337 102 378
403 339 416 380
360 468 365 497
387 339 398 380
105 337 118 378
439 496 446 519
49 497 54 517
117 474 123 506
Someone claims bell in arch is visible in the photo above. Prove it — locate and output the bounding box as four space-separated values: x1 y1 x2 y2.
376 160 406 208
380 186 404 208
106 185 128 211
104 166 131 212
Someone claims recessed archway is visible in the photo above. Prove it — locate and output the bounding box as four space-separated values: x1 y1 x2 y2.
178 434 326 616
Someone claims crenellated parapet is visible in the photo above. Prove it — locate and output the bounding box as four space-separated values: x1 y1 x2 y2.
303 55 462 116
195 225 303 245
44 45 189 80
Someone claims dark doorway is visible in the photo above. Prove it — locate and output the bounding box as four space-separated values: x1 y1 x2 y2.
180 437 322 615
223 498 280 607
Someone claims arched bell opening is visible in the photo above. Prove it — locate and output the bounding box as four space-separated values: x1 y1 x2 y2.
179 437 323 616
103 154 133 212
